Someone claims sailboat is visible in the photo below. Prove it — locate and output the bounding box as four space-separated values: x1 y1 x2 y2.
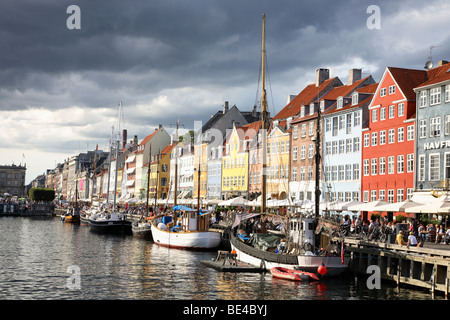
64 180 80 223
229 14 348 276
89 130 132 234
150 126 221 249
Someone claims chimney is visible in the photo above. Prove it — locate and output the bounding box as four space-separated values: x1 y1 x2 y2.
122 129 127 149
223 101 229 114
347 68 362 85
316 68 329 87
133 135 138 145
438 60 449 66
252 105 257 117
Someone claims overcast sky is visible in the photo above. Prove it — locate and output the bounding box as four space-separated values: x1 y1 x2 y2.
1 0 450 184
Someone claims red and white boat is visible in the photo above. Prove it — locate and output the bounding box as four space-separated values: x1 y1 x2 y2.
270 267 319 282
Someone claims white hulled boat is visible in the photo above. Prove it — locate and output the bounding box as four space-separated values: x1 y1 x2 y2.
151 207 221 249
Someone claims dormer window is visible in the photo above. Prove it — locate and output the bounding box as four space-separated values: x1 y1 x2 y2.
351 93 358 105
310 103 315 115
337 97 343 109
300 106 305 117
320 100 325 111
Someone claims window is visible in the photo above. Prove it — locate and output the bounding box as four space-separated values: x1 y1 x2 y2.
353 137 360 152
389 105 395 118
445 153 450 179
292 126 299 139
337 97 343 109
388 129 395 144
430 117 441 137
388 156 395 174
380 130 386 145
429 154 440 181
397 155 404 173
398 127 404 142
353 164 360 180
446 85 450 102
379 190 385 201
397 189 404 202
363 159 370 176
352 93 358 105
389 85 396 95
331 166 337 181
339 115 345 130
309 122 314 136
398 103 404 117
325 118 331 132
371 132 377 146
387 190 394 203
332 141 338 155
418 154 425 181
332 117 338 136
339 165 344 181
354 112 361 126
326 142 331 155
370 190 377 202
419 119 427 138
430 87 441 105
339 140 345 154
407 188 414 200
308 166 313 180
346 138 352 153
308 144 314 158
407 154 414 173
300 167 305 181
372 109 378 122
292 167 297 181
380 88 386 97
371 158 377 175
380 107 386 121
419 91 427 108
364 134 370 147
301 124 306 137
346 114 352 134
293 146 298 160
363 190 369 202
445 115 450 135
407 125 414 140
300 145 306 159
379 157 386 175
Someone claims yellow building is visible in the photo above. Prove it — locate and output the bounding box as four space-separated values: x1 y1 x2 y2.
147 144 174 202
267 121 290 199
222 121 262 200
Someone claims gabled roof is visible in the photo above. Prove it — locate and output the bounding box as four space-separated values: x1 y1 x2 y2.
386 67 426 100
139 128 160 146
356 82 378 94
415 63 450 89
161 143 175 154
273 77 342 120
320 76 373 101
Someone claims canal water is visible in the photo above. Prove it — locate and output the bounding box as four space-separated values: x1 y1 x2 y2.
0 216 440 301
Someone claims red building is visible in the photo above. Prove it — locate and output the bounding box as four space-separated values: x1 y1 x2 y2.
361 67 426 220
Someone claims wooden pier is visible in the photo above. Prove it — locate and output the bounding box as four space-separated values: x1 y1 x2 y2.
344 237 450 297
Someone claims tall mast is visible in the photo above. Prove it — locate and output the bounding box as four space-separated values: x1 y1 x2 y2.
90 145 98 208
174 120 180 207
113 139 120 211
314 105 321 218
261 13 268 214
146 145 151 216
155 148 160 210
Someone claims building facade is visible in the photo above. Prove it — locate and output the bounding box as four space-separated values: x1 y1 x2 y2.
0 164 26 197
414 61 450 196
361 67 424 211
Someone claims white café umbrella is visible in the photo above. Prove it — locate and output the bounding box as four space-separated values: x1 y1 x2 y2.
346 200 390 212
372 199 424 212
218 196 250 207
404 195 450 214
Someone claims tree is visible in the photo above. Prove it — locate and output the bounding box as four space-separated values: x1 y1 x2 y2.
29 188 55 202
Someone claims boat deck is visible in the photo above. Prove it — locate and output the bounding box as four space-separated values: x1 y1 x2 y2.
200 250 265 273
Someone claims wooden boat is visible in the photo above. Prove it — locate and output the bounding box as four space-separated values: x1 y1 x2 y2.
270 267 319 282
88 211 132 234
229 15 348 277
132 219 153 239
151 209 221 249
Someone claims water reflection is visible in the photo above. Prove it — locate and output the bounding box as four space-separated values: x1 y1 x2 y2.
0 217 440 300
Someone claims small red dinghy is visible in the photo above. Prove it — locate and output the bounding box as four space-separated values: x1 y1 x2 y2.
270 267 319 282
